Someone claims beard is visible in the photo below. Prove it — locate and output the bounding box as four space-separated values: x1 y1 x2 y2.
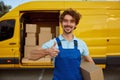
64 29 72 34
63 25 73 34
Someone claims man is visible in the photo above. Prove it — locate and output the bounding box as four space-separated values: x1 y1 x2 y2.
28 8 94 80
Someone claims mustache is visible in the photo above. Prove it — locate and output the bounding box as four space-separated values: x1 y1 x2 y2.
64 25 76 30
64 25 73 28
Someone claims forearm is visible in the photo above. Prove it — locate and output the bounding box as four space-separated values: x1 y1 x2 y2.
28 44 59 60
28 48 49 60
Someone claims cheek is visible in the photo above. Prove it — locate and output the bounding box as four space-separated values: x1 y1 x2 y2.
72 24 76 28
72 23 76 26
62 22 67 26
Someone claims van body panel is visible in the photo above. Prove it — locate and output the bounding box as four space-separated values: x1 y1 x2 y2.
0 1 120 68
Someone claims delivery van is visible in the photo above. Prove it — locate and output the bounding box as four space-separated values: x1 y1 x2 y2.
0 1 120 69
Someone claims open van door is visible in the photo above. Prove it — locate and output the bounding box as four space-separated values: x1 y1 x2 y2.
20 10 60 68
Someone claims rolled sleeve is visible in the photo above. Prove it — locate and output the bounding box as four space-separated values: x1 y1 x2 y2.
78 39 89 56
41 39 56 49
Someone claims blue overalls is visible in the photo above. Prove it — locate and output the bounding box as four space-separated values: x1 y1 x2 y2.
52 37 83 80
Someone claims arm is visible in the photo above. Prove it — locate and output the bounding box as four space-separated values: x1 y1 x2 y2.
28 42 59 60
27 48 49 60
83 55 95 64
78 39 95 64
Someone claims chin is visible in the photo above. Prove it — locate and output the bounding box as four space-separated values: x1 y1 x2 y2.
65 31 72 34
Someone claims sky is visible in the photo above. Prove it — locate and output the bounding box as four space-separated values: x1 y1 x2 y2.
0 0 31 10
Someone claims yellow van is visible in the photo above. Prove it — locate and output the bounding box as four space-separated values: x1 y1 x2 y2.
0 1 120 69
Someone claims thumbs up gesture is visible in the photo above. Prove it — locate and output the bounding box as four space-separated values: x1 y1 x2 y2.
47 42 59 58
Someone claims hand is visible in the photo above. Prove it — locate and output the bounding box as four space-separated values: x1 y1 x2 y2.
47 42 59 58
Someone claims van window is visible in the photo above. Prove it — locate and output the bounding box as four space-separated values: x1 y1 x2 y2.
0 20 15 41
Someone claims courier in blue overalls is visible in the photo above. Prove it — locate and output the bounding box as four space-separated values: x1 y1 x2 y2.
28 9 94 80
53 37 83 80
40 8 94 80
27 8 95 80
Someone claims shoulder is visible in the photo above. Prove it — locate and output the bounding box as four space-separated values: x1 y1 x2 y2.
41 38 57 49
75 38 89 56
75 38 87 46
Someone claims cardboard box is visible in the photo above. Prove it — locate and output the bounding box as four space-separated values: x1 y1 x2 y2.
25 37 36 46
26 24 37 33
45 55 51 58
44 58 51 62
22 58 45 62
24 46 41 58
38 33 52 46
56 26 59 37
22 57 52 66
80 60 104 80
27 33 37 37
37 58 45 62
40 27 51 33
24 46 36 58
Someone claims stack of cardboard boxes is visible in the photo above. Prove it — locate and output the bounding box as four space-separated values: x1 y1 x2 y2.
24 24 37 58
38 27 52 63
22 24 52 65
38 27 52 46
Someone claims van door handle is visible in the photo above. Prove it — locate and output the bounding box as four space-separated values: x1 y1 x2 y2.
9 43 16 45
107 39 109 42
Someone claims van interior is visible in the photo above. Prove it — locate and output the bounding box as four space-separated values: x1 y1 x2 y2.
20 11 60 66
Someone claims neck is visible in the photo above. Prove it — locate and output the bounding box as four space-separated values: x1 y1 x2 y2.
62 33 74 41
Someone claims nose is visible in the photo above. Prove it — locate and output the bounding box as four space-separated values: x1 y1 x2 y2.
66 20 71 26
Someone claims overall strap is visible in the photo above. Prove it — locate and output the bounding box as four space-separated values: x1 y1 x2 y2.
56 37 62 49
74 40 78 49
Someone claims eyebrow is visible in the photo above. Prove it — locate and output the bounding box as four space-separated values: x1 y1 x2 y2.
63 18 75 20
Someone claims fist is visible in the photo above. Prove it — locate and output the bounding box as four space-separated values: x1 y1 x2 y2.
47 42 59 58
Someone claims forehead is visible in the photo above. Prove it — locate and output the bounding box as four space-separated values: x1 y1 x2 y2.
63 14 75 20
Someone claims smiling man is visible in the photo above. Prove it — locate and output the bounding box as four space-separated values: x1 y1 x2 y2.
28 8 94 80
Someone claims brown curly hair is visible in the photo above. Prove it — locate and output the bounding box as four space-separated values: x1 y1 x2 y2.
60 8 82 25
